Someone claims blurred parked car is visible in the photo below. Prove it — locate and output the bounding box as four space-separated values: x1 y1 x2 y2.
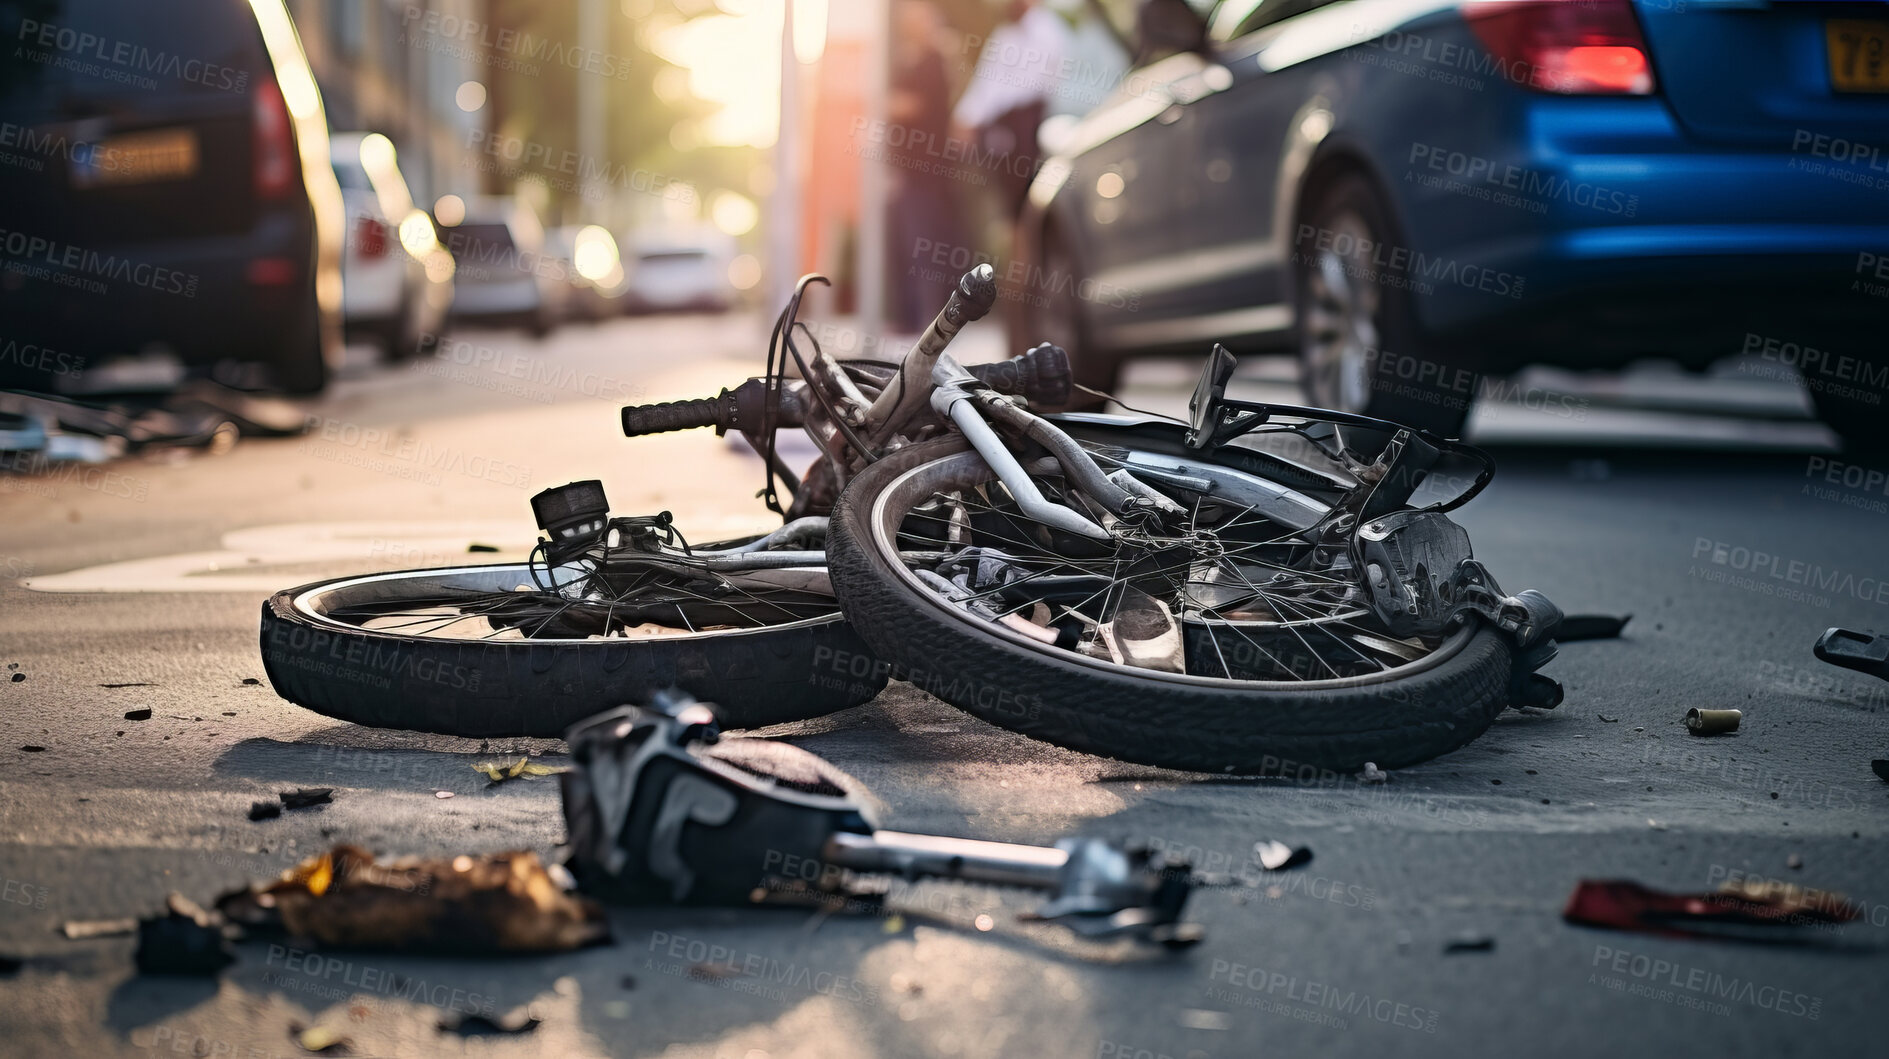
1019 0 1889 453
550 224 629 321
622 228 735 314
0 0 344 394
330 132 452 360
439 196 554 337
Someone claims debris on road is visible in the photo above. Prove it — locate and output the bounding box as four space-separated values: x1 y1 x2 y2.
473 757 568 784
1555 614 1631 641
564 694 1205 945
1562 878 1858 938
1814 627 1889 682
248 801 283 821
134 894 235 976
1873 760 1889 783
433 790 455 799
1254 841 1312 872
1787 853 1804 870
215 845 608 953
440 1010 542 1036
1598 714 1619 723
1685 708 1742 735
123 708 152 721
9 673 23 683
290 1023 350 1054
1359 762 1388 784
279 788 334 810
61 918 137 939
1444 935 1495 953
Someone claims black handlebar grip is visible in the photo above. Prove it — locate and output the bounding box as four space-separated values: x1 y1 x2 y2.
939 263 999 330
621 392 734 437
968 342 1072 408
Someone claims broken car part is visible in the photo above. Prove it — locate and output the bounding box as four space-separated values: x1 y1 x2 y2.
1562 878 1858 939
560 692 1202 944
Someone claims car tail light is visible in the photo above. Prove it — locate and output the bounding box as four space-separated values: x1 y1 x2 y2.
1464 0 1656 95
354 216 388 258
253 78 296 198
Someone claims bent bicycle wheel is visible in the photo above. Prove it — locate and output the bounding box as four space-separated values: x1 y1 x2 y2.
261 560 885 738
828 428 1521 774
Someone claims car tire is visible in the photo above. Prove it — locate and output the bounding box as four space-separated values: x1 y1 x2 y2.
1036 228 1115 410
1294 173 1472 437
274 315 330 395
1806 349 1889 461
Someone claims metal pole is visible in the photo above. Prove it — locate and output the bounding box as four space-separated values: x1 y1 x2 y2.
856 0 887 335
577 0 605 215
770 0 803 312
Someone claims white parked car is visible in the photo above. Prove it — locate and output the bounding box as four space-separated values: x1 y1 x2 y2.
440 196 555 337
329 133 452 359
623 228 735 315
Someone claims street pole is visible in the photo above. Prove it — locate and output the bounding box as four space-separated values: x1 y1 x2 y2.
857 0 886 336
770 0 803 314
577 0 605 218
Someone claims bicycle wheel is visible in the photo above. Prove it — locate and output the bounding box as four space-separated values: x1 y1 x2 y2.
261 559 884 738
828 427 1523 773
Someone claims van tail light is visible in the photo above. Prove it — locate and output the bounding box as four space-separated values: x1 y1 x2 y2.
253 78 297 198
1464 0 1656 96
354 216 388 259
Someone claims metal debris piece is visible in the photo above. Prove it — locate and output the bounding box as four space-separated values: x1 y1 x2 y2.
135 893 235 976
1685 708 1741 735
1562 878 1858 938
562 693 1204 945
474 757 569 783
279 788 335 810
62 917 137 939
1253 840 1313 872
215 845 608 953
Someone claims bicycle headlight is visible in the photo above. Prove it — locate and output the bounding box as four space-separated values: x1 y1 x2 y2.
532 480 610 562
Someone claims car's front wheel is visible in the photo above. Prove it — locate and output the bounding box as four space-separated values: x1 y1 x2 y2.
1294 174 1472 437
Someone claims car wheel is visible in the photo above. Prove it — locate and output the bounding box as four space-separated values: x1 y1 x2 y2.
273 316 330 395
1037 228 1115 410
1805 347 1889 460
1294 173 1472 437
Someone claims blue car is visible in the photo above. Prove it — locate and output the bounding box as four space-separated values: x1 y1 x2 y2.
1017 0 1889 451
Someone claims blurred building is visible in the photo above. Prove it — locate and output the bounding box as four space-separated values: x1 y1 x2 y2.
286 0 488 207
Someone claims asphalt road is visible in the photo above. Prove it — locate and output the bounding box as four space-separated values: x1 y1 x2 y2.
1 313 1885 1059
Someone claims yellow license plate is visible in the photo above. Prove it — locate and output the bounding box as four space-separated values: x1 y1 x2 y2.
71 128 199 188
1828 20 1889 93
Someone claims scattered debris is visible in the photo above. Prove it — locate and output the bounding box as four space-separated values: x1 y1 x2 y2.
1814 627 1889 682
1359 762 1389 784
1562 878 1857 938
61 918 136 939
1873 760 1889 783
123 708 152 721
1176 1009 1233 1031
215 845 608 953
10 673 25 683
20 745 44 752
440 1010 541 1036
1787 853 1804 870
1555 614 1631 641
135 893 235 976
1254 841 1313 872
290 1023 350 1054
1443 935 1495 954
1685 708 1741 736
241 678 262 686
467 543 501 554
100 682 157 689
619 974 636 991
1597 714 1619 723
433 790 455 799
280 788 335 810
249 801 283 822
473 757 568 784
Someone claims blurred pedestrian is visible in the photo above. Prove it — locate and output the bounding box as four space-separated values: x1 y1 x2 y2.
887 0 966 332
951 0 1073 220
